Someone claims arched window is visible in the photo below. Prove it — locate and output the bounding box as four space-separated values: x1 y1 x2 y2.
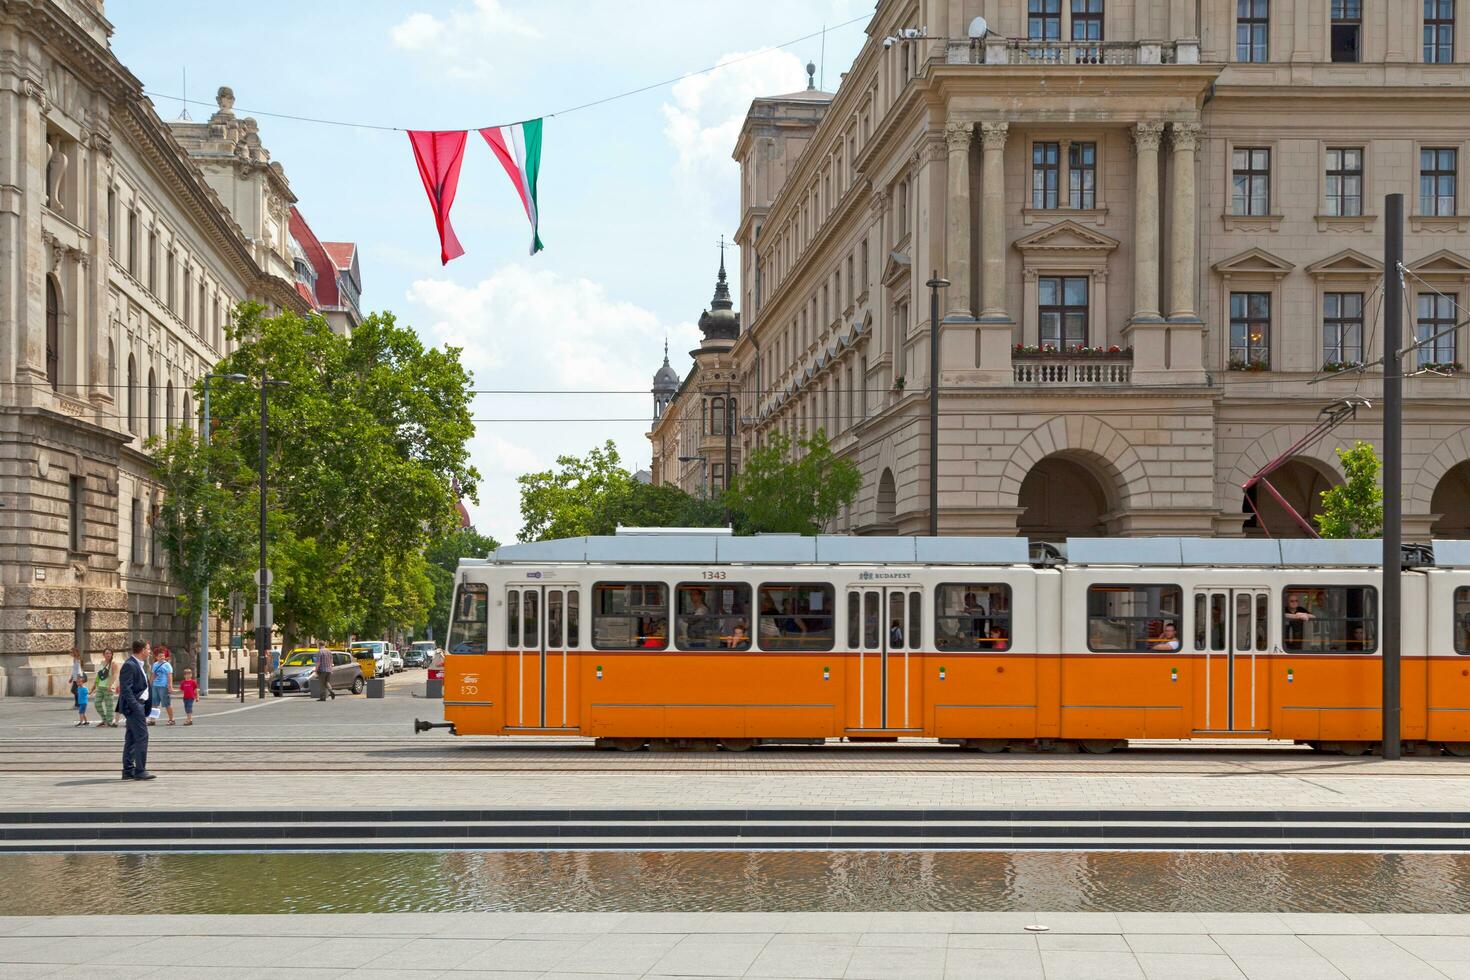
728 397 737 434
710 397 725 436
165 381 174 433
107 339 116 391
126 354 137 433
45 276 60 391
147 367 157 439
182 392 192 431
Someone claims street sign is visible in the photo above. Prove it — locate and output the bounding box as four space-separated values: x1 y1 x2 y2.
229 591 244 631
229 635 243 650
253 603 274 629
253 568 274 588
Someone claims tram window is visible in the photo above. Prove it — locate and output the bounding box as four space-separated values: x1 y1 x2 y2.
888 592 905 646
1455 588 1470 654
1282 585 1377 654
908 593 922 649
847 591 860 648
935 584 1012 652
1235 594 1251 650
547 591 563 648
592 582 669 650
1193 594 1207 651
758 584 836 651
1256 594 1269 651
523 589 539 648
448 582 488 655
676 583 752 650
506 589 520 648
863 591 880 648
1086 585 1182 652
1210 595 1226 651
567 591 580 647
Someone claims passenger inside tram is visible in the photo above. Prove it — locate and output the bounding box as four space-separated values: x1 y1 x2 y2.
1283 592 1315 650
640 619 667 649
724 622 750 650
1149 622 1181 651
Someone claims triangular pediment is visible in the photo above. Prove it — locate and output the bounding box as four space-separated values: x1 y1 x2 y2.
881 249 911 287
1304 248 1382 278
1013 219 1120 253
1409 249 1470 276
1212 247 1295 279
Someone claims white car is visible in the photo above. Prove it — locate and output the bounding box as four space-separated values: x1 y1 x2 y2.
351 641 393 676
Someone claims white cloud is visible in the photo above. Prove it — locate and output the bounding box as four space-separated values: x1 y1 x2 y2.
660 49 809 223
405 265 702 542
389 0 540 79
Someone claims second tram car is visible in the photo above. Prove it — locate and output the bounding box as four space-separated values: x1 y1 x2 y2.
437 531 1470 754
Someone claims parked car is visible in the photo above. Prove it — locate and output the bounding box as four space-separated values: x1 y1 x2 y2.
404 640 437 667
270 649 365 696
388 648 404 673
350 641 392 677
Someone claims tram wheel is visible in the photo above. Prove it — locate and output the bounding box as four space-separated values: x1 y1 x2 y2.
1336 741 1373 756
1079 739 1123 755
965 739 1008 753
1443 742 1470 757
720 738 756 752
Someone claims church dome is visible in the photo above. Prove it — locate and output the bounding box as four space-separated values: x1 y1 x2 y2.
652 340 680 392
697 251 739 344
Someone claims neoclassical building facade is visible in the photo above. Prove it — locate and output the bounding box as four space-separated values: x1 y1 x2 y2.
726 0 1470 540
0 0 319 694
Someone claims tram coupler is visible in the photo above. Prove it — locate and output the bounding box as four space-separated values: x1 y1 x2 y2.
414 719 455 734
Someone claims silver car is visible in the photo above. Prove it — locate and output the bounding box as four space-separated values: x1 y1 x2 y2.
270 650 365 696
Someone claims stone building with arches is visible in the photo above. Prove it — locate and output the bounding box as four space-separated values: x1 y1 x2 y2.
0 1 325 694
722 0 1470 543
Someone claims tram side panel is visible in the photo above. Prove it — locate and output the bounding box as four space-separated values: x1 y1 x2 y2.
1426 569 1470 745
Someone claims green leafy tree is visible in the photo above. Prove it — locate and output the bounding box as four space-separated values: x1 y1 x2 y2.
723 428 862 534
1316 441 1384 539
155 304 479 650
420 528 500 639
517 441 722 541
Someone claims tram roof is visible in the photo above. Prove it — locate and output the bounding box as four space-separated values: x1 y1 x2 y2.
477 535 1031 565
1433 540 1470 567
1065 537 1386 567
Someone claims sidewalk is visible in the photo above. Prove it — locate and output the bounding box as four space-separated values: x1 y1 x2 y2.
2 911 1469 978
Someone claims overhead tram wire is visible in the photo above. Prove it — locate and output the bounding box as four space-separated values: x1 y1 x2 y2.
140 14 871 134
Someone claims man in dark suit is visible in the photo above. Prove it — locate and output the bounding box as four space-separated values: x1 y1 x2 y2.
118 639 156 780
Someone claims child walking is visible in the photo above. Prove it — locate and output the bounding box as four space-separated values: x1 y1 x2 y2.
75 677 90 726
180 669 198 725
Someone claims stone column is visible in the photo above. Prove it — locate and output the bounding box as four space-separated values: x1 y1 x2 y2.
1131 122 1165 322
1167 122 1203 322
978 122 1010 322
15 80 50 397
943 121 974 318
86 131 113 408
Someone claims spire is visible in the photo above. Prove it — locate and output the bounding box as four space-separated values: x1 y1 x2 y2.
711 235 732 312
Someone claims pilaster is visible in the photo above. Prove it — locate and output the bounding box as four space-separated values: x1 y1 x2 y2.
978 122 1011 324
943 121 974 319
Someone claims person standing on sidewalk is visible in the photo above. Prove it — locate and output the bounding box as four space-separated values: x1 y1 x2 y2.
179 670 198 725
68 648 84 709
314 646 335 700
92 650 117 728
150 646 175 726
118 640 155 780
74 678 90 726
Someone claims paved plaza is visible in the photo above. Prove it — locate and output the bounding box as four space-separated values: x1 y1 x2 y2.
3 911 1470 979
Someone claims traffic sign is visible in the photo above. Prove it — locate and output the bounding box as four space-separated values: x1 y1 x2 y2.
253 568 274 587
253 603 274 629
229 635 243 650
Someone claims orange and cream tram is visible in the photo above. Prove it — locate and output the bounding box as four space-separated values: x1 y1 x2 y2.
435 531 1470 754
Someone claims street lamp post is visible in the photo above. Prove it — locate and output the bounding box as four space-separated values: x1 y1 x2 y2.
926 272 951 537
254 370 289 699
198 372 246 698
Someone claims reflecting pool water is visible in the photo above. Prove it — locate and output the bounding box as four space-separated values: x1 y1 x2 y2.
4 850 1470 914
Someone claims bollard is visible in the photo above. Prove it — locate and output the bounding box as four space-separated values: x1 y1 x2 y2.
366 677 386 699
311 675 326 700
225 668 243 694
425 677 444 699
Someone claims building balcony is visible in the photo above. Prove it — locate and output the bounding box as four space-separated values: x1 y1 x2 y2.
1011 348 1134 387
954 38 1198 67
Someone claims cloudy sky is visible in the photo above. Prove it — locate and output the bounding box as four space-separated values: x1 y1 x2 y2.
111 1 871 544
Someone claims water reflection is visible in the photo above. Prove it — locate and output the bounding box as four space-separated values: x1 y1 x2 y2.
4 850 1470 915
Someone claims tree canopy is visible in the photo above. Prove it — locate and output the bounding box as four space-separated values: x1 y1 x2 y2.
724 429 862 535
153 305 479 649
420 528 500 639
1316 441 1384 539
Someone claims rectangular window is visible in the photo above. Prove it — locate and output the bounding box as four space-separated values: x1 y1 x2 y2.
676 583 751 650
1322 292 1364 365
935 584 1012 651
68 475 83 553
1325 148 1363 217
167 252 176 312
1039 276 1088 350
198 283 207 336
1028 0 1062 50
183 267 192 328
1421 148 1458 216
1237 0 1269 61
522 588 538 648
127 210 138 275
1416 293 1458 368
567 590 580 647
592 582 668 650
130 498 142 565
506 588 520 648
449 582 488 655
147 232 158 293
1068 142 1096 209
1087 585 1183 652
1229 292 1271 370
1232 147 1271 215
1426 0 1455 62
1454 586 1470 653
1032 142 1060 209
1283 586 1377 653
758 583 835 651
1331 0 1361 62
150 505 161 568
710 463 724 492
107 190 116 258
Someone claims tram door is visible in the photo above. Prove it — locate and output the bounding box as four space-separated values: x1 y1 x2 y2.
1194 588 1271 733
504 586 581 730
847 587 924 732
